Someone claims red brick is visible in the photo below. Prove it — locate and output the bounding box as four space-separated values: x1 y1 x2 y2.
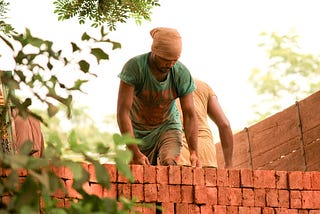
207 187 218 205
290 190 301 208
278 189 289 208
131 164 144 183
266 188 278 207
193 167 205 186
273 208 294 213
241 169 253 187
132 204 143 213
161 202 174 214
118 171 129 183
253 170 276 188
169 185 181 203
157 183 169 202
188 204 200 214
144 184 158 202
204 167 217 187
309 210 320 214
168 165 181 184
90 183 103 197
175 203 188 214
65 179 81 199
254 188 266 207
289 171 303 190
50 166 65 178
181 166 193 185
118 183 131 199
200 204 214 214
302 172 312 190
301 190 320 209
242 188 254 206
214 205 226 213
229 188 242 206
181 185 193 203
227 206 239 214
142 202 156 214
262 207 275 214
132 183 144 202
239 206 261 214
217 168 229 187
144 165 156 184
51 179 66 198
157 166 168 184
54 198 65 208
64 166 74 180
103 164 117 182
276 171 288 189
103 183 117 198
194 185 207 204
217 187 230 205
311 171 320 190
83 182 91 196
229 169 240 187
16 168 28 176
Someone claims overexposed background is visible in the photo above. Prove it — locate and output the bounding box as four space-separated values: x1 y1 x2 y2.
3 0 320 135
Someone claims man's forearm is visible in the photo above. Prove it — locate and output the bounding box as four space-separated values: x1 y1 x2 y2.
219 128 233 168
183 116 198 152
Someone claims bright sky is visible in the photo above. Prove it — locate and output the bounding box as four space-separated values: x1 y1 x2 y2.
3 0 320 134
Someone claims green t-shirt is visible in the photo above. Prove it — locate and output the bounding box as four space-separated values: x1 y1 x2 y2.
118 52 195 151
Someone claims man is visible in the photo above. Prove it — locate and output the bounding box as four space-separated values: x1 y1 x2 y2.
117 27 200 166
0 77 44 157
177 79 233 168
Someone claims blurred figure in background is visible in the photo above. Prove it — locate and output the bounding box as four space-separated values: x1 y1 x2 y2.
177 78 233 168
0 78 44 157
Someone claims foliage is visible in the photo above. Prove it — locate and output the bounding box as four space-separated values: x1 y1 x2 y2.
53 0 160 30
0 0 160 213
1 26 121 121
248 31 320 122
0 0 15 35
0 131 144 213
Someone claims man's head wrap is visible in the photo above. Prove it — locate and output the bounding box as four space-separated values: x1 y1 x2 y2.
150 27 182 60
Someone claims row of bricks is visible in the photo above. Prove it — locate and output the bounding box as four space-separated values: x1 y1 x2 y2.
1 164 320 190
48 179 320 209
3 194 318 214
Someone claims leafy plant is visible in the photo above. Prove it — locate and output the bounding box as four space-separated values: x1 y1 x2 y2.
53 0 160 30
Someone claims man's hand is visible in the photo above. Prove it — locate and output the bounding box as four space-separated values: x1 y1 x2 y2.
131 153 151 165
190 152 201 167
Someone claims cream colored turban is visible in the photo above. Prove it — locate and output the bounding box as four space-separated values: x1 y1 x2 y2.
150 27 182 60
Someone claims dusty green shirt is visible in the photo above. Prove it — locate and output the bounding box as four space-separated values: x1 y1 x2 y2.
118 52 195 151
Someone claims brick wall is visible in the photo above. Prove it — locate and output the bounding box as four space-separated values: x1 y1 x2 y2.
3 164 320 213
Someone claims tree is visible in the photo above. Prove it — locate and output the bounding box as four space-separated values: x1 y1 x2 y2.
0 0 159 212
248 31 320 122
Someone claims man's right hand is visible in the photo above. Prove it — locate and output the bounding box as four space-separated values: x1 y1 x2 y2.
131 153 151 165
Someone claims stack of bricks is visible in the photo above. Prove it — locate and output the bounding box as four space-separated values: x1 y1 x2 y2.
2 164 320 213
60 164 320 213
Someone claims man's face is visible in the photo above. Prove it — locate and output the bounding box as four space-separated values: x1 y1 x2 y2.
153 55 178 73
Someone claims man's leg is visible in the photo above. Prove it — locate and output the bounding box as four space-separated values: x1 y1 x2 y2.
157 129 182 166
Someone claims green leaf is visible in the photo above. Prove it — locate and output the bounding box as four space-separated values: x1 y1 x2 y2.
93 161 110 189
113 133 142 146
47 103 59 117
115 150 133 182
91 48 109 62
71 42 80 52
81 32 90 41
79 60 90 73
